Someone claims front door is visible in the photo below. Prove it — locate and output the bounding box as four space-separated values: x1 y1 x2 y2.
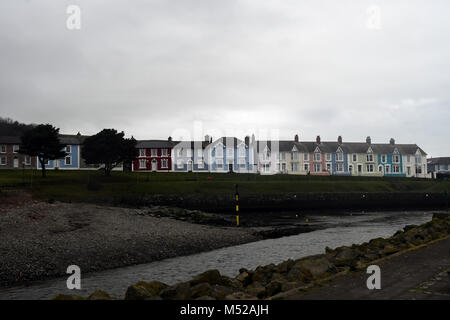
228 164 233 172
187 161 193 172
13 157 19 168
151 160 157 171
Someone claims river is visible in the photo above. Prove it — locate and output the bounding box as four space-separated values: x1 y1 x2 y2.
0 210 432 299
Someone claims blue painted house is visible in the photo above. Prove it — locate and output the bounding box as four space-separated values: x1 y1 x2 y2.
205 137 253 173
37 134 82 170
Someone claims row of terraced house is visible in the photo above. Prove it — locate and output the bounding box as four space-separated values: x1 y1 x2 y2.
0 133 430 178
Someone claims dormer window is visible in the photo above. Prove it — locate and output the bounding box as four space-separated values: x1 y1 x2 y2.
239 146 245 157
366 153 374 162
314 152 321 162
215 146 223 157
336 152 343 162
393 154 400 163
326 153 331 161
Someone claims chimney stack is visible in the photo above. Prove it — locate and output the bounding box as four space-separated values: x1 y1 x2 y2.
366 136 371 145
390 138 395 145
245 136 250 146
168 136 172 142
316 135 321 144
338 135 342 145
205 135 210 142
294 134 299 142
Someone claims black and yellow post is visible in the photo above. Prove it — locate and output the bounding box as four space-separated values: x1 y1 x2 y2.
235 184 239 226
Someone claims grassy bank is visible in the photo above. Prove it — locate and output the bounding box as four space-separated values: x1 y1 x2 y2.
1 169 449 201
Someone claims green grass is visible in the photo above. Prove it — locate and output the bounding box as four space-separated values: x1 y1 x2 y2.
0 169 449 204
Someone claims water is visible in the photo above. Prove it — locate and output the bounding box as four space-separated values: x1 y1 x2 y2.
0 211 432 300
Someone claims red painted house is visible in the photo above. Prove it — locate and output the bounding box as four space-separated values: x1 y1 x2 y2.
0 136 37 170
132 138 178 172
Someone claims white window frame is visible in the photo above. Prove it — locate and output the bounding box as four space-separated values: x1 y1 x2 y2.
139 149 146 157
186 149 192 157
393 165 400 173
0 145 6 153
336 152 343 162
292 152 298 161
366 164 374 172
352 154 357 162
239 147 246 157
393 155 400 164
161 159 168 168
381 154 386 163
13 145 19 153
314 152 321 162
161 149 168 157
226 148 233 158
177 159 184 169
65 156 72 165
366 153 374 162
304 163 310 172
139 159 146 169
303 153 309 161
25 155 31 165
314 163 321 172
386 165 390 173
216 158 223 169
326 153 331 161
151 149 157 157
0 156 6 165
215 146 223 157
336 162 344 172
66 145 71 153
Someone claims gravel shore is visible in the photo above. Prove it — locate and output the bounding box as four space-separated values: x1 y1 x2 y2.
0 195 260 287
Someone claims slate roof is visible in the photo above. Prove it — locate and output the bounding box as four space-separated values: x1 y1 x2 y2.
256 140 426 155
427 157 450 165
173 140 211 149
0 136 21 144
136 140 179 149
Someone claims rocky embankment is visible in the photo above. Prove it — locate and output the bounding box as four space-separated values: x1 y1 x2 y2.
54 212 450 300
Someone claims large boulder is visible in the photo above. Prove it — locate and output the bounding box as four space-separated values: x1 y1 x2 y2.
160 282 192 300
210 285 235 300
190 282 212 299
125 280 168 300
88 290 115 300
245 282 266 299
295 257 336 278
265 280 282 297
236 271 253 287
190 269 223 286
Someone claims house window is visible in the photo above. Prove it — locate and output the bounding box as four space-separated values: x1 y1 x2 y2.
66 145 71 153
239 147 245 157
416 165 422 174
197 149 203 158
216 147 223 157
336 152 343 162
226 148 233 158
393 165 400 173
326 163 331 172
25 156 31 165
0 145 6 153
366 153 374 162
161 159 168 168
292 152 298 161
407 167 411 175
304 163 310 172
176 148 182 157
216 159 223 169
177 159 183 169
352 154 357 162
13 145 19 153
393 155 400 163
161 149 168 157
186 149 192 157
326 153 331 161
336 163 344 172
407 155 411 163
139 149 146 157
139 159 146 169
303 153 309 161
378 165 383 173
0 156 6 165
381 155 386 163
197 161 204 169
415 156 422 164
386 165 390 173
314 153 321 161
314 163 321 172
366 164 374 172
65 156 72 165
349 165 353 173
291 163 298 172
263 149 270 160
151 149 157 157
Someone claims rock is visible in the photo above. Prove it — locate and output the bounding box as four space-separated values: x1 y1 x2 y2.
51 294 85 300
277 259 295 273
236 271 252 287
266 280 282 297
281 281 300 292
196 295 216 300
295 257 335 278
190 282 212 299
225 292 258 300
125 280 168 300
190 269 223 286
239 268 248 274
88 290 115 300
160 282 192 300
369 238 388 249
245 282 266 299
403 225 417 232
210 285 235 299
382 245 400 255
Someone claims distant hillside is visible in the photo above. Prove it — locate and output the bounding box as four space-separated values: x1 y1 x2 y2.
0 117 35 136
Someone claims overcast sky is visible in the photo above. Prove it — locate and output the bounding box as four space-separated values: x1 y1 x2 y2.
0 0 449 156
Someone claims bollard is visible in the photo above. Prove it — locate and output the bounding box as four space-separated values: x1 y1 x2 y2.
235 184 239 226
